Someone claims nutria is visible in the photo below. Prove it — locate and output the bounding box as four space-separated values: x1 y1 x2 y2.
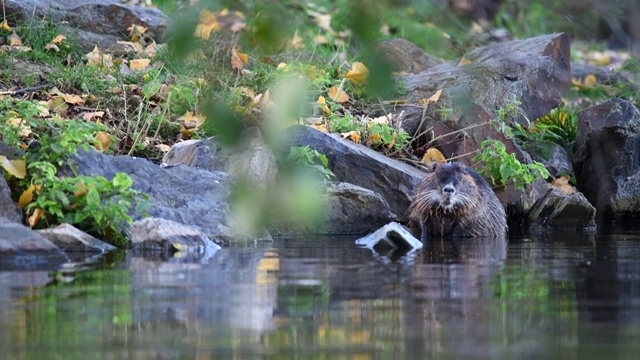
406 162 507 240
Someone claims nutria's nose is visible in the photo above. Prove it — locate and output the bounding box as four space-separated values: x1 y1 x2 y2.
443 184 455 195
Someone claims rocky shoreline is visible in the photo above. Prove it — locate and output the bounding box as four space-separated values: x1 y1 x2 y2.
2 0 640 269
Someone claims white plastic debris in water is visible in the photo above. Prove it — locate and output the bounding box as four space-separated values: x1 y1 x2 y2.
355 222 423 250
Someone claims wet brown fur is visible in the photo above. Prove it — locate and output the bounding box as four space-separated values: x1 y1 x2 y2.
406 162 507 240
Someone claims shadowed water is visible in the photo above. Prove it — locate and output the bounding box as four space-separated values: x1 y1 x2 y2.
2 226 640 359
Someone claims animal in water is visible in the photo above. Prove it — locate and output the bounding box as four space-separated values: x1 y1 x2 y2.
406 162 507 240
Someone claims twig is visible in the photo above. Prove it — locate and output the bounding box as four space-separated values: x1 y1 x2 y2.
0 83 53 96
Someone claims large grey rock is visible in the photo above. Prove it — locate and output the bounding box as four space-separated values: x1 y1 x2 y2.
288 125 424 217
396 33 571 144
526 188 596 230
0 222 68 270
0 175 22 224
37 224 116 253
131 217 221 254
162 127 277 190
5 0 169 51
573 98 640 221
272 181 398 236
375 38 444 74
66 149 236 243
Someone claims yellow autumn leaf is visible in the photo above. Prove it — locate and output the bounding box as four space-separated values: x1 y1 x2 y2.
82 111 105 121
52 34 66 44
27 208 44 228
277 62 288 70
370 113 393 125
129 58 151 71
44 43 60 52
94 131 111 152
549 175 575 194
317 96 330 114
85 46 113 67
368 133 381 143
0 19 12 32
421 148 446 166
0 155 26 179
8 31 22 46
341 130 361 143
345 62 369 86
311 123 328 132
6 117 32 138
387 131 397 150
155 144 171 152
194 9 221 40
19 184 40 208
289 31 304 49
231 47 248 71
583 74 597 89
61 93 85 105
458 57 471 66
178 111 206 129
328 86 348 103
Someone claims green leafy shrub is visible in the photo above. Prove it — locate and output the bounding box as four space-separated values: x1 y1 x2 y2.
0 98 148 246
473 139 549 190
285 146 334 181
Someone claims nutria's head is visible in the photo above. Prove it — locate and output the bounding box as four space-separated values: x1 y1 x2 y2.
415 162 478 214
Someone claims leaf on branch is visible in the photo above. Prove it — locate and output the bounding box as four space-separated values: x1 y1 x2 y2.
194 10 221 40
27 208 43 228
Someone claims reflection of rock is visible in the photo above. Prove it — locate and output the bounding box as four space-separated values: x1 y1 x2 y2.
574 98 640 221
127 246 277 332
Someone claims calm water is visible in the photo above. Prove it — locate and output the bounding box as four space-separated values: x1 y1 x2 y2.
2 227 640 359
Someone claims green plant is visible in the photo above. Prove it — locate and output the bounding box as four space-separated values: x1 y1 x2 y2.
473 140 549 190
0 98 149 246
25 164 148 247
285 146 334 181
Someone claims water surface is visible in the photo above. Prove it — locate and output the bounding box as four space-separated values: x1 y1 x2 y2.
2 227 640 359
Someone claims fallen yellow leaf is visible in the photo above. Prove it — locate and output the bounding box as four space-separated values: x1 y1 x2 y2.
19 184 38 208
155 144 171 152
421 148 446 166
129 58 151 71
52 34 66 44
317 96 330 114
6 117 32 138
44 43 60 52
231 47 248 71
8 31 22 46
0 155 26 179
194 9 221 40
549 175 575 194
27 208 43 228
345 62 369 86
85 45 113 67
328 86 348 103
0 19 12 32
94 131 111 152
583 74 597 89
311 123 328 132
458 57 471 66
341 130 361 143
370 113 393 125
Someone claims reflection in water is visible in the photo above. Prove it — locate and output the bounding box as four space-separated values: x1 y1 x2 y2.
1 231 640 359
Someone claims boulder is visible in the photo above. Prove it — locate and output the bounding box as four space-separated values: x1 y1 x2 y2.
5 0 169 51
0 175 22 224
396 33 571 142
0 221 68 270
573 98 640 220
375 38 444 74
37 224 117 253
162 127 277 190
526 188 596 230
271 181 398 236
65 149 237 242
131 217 221 254
288 125 425 217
